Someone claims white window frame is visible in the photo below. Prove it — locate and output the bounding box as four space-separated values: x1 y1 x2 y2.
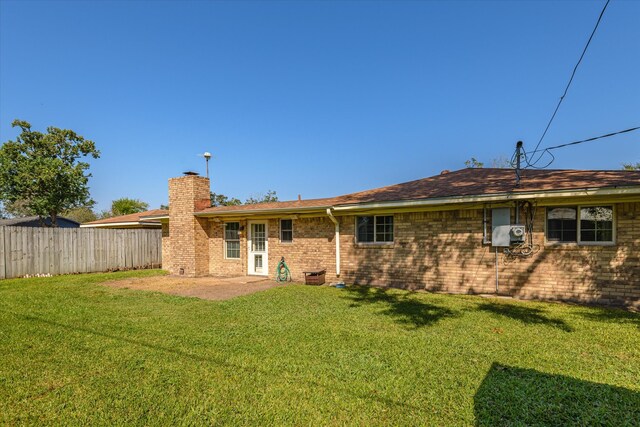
280 219 293 243
355 215 394 244
545 205 616 246
224 222 241 259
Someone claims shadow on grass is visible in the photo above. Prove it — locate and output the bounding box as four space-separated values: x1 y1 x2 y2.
476 302 573 332
5 310 422 412
342 285 456 328
575 306 640 329
474 363 640 426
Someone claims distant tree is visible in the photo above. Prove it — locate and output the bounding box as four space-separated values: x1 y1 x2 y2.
2 199 32 218
464 157 484 168
210 192 242 207
245 190 278 204
0 202 6 219
622 162 640 170
491 156 513 168
110 198 149 216
159 204 169 210
0 120 100 226
97 209 114 219
62 206 97 223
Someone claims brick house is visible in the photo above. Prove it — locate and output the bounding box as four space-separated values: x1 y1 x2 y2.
160 168 640 308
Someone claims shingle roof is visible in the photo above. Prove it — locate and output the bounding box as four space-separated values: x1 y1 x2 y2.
198 168 640 214
82 209 168 226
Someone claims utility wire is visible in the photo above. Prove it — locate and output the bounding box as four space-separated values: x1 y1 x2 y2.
527 126 640 155
528 0 611 167
521 126 640 168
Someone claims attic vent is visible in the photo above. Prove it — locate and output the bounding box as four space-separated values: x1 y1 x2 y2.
183 171 199 176
440 170 450 175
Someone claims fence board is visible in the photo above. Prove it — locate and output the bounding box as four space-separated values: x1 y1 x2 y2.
0 227 5 279
0 226 162 279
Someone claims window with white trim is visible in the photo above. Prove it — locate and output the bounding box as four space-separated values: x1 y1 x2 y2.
546 206 613 244
280 219 293 243
225 222 240 258
356 215 394 243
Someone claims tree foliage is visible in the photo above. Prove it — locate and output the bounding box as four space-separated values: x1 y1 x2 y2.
210 192 242 207
109 198 149 216
61 206 98 223
2 199 32 218
0 120 100 226
464 157 484 168
245 190 278 204
622 162 640 170
465 156 513 168
210 190 279 207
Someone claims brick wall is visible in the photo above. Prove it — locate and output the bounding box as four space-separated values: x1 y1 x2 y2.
268 217 337 281
161 222 170 269
337 202 640 308
166 175 211 277
164 177 638 307
209 220 247 277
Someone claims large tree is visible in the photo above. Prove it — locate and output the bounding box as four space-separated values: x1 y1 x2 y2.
0 120 100 226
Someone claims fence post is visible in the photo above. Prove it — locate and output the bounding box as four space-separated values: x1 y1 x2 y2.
0 227 5 279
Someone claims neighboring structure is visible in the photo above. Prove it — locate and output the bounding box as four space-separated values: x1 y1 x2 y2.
0 216 80 228
159 169 640 308
81 209 167 229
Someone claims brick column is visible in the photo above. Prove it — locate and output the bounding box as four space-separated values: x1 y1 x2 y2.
167 175 211 277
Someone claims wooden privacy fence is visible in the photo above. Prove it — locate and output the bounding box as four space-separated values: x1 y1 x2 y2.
0 226 162 279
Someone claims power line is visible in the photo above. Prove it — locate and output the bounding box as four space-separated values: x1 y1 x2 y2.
521 125 640 168
528 0 611 167
529 126 640 154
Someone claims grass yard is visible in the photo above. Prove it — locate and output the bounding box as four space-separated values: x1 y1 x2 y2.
1 270 639 425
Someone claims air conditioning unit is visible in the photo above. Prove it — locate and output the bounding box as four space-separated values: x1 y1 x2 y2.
510 225 526 242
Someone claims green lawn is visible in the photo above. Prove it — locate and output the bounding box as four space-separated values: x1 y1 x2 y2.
1 270 639 426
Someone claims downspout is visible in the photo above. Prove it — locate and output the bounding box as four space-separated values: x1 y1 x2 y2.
495 247 499 294
326 208 340 277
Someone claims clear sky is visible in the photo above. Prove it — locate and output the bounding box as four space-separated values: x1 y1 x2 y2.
1 0 639 211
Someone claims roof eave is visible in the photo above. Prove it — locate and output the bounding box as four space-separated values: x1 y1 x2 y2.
80 221 162 228
332 186 640 212
194 205 332 217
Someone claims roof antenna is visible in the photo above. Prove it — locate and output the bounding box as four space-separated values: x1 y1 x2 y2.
515 141 523 187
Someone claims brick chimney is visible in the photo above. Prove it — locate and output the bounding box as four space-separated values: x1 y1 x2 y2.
167 174 211 277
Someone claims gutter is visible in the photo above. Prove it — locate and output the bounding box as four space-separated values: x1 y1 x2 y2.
194 205 331 217
80 221 161 228
326 208 341 277
332 186 640 212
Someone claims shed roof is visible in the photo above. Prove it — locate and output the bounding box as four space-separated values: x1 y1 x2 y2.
81 209 168 227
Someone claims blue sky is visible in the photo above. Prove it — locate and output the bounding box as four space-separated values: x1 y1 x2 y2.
1 0 638 211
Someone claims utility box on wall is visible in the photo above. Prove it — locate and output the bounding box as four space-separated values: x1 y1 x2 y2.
492 208 511 247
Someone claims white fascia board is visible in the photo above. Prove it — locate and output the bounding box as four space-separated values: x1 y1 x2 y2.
332 186 640 212
194 205 330 217
80 221 160 228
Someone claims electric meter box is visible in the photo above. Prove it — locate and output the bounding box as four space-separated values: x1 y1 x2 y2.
492 208 511 247
510 225 526 242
